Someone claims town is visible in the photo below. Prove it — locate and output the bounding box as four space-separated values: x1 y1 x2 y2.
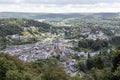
2 25 115 76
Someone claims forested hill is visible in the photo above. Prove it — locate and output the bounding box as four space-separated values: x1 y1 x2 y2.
0 18 51 36
0 12 82 19
0 12 120 27
0 18 52 46
0 12 118 19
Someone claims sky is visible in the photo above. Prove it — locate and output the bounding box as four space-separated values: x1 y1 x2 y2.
0 0 120 13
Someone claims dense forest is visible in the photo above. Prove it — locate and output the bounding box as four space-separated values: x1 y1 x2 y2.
0 53 84 80
74 39 109 51
0 18 51 36
84 47 120 80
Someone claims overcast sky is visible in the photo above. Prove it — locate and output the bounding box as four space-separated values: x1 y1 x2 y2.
0 0 120 13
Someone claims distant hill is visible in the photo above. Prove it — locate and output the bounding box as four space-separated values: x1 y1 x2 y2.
0 18 51 36
0 12 82 19
0 12 120 28
0 12 119 19
0 18 52 46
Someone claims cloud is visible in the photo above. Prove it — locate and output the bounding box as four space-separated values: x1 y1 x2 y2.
23 0 120 4
0 0 21 4
0 0 120 4
0 2 120 13
0 0 120 13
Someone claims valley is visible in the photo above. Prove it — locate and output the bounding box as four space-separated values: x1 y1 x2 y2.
0 13 120 80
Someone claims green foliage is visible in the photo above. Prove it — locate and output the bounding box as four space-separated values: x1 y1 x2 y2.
113 66 120 79
6 70 24 80
87 68 112 80
70 75 84 80
0 53 71 80
86 57 95 70
0 54 17 80
112 47 120 80
85 47 120 80
78 61 87 72
41 66 69 80
111 37 120 46
94 57 104 69
112 48 120 71
78 39 109 51
0 18 51 36
0 18 52 46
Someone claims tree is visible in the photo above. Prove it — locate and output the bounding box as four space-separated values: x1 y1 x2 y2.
112 66 120 80
0 57 17 80
91 39 101 51
6 70 23 80
41 66 70 80
70 75 84 80
78 62 87 72
86 58 94 70
90 68 112 80
112 49 120 71
94 57 104 69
